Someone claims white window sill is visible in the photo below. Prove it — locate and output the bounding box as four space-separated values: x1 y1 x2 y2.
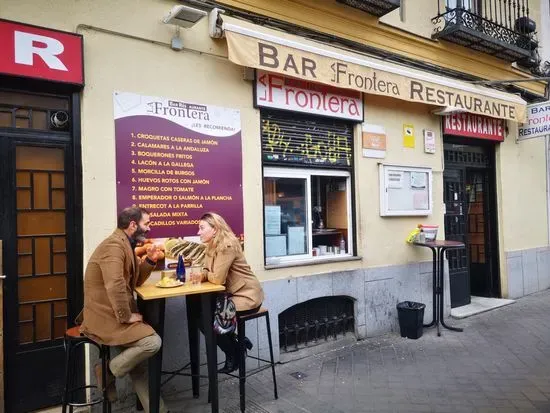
264 255 362 270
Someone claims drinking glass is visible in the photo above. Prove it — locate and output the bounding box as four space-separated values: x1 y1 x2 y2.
189 265 202 287
161 270 176 283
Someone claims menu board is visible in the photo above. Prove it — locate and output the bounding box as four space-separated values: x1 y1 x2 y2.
113 91 243 238
379 164 432 216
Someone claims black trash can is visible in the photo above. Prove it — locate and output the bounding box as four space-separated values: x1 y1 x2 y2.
396 301 425 339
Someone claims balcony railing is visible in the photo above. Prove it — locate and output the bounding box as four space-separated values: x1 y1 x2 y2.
336 0 401 17
432 0 536 62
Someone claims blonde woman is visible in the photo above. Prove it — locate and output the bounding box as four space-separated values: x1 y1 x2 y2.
197 212 264 373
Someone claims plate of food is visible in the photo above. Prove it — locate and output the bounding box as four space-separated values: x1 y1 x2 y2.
155 279 184 288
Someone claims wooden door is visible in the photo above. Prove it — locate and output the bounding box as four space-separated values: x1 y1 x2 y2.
2 143 73 412
466 168 498 297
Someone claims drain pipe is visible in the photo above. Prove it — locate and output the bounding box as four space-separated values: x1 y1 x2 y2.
546 81 550 246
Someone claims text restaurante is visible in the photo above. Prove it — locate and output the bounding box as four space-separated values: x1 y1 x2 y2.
409 81 516 120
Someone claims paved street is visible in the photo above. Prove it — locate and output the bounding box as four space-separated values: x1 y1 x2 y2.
124 290 550 413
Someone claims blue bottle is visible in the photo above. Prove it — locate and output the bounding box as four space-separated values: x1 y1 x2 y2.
176 255 186 282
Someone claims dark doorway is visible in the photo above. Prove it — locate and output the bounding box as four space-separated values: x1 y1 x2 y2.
443 139 500 307
0 89 83 412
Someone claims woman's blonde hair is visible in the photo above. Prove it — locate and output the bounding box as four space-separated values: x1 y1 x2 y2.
200 212 241 255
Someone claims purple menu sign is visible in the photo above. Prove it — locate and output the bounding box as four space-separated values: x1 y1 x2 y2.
113 91 243 238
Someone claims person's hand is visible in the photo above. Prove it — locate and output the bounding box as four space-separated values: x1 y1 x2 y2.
128 313 143 323
146 244 163 262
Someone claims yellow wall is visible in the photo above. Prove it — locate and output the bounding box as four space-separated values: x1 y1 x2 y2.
2 0 548 286
496 127 548 296
77 27 250 263
498 131 548 251
360 95 444 267
380 0 436 39
2 0 237 259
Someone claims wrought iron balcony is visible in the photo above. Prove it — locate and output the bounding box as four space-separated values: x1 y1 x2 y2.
336 0 401 17
432 0 536 62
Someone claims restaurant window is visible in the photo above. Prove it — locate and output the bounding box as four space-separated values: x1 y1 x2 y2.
261 110 355 265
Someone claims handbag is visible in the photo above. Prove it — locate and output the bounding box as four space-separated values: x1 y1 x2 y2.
213 293 237 335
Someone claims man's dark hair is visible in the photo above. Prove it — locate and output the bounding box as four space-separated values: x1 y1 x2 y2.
117 207 149 229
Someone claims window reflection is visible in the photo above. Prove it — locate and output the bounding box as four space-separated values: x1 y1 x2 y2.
263 177 308 258
311 176 348 254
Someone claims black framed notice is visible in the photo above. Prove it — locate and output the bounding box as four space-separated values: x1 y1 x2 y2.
261 110 353 169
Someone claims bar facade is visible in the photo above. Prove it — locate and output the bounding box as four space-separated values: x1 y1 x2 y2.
0 0 548 411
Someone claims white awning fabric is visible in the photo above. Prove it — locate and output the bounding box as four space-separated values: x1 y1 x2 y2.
219 15 526 122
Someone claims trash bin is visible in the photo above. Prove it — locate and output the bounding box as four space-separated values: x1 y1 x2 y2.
396 301 425 339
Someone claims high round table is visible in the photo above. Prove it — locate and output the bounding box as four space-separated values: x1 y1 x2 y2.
413 240 465 336
135 280 225 413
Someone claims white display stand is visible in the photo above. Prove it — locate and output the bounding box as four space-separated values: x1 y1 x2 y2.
379 164 432 216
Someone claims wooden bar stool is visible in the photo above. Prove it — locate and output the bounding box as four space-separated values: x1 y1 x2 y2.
62 326 111 413
234 307 278 413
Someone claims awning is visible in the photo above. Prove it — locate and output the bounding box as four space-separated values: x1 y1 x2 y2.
218 15 526 122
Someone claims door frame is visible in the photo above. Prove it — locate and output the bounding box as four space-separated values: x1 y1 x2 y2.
0 240 4 413
443 136 501 298
0 89 83 412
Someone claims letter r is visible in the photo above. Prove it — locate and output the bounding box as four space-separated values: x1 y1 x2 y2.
14 31 68 71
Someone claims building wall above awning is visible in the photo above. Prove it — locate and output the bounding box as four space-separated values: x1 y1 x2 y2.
218 15 526 122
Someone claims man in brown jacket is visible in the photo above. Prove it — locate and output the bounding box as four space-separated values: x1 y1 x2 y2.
80 207 167 413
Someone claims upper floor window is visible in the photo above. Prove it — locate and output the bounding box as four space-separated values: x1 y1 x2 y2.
445 0 478 11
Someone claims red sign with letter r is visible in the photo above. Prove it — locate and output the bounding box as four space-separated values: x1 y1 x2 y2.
0 19 83 85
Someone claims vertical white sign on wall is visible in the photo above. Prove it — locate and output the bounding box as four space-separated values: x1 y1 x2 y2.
423 129 436 154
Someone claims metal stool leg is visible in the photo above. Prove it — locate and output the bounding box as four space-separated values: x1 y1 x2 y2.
62 338 72 413
106 346 112 413
101 345 112 413
238 320 246 413
63 332 108 412
69 343 78 413
265 313 278 400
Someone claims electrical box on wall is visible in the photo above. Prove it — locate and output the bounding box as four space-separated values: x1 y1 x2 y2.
379 164 433 216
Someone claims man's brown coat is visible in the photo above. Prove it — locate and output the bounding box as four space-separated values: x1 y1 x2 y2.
80 229 155 345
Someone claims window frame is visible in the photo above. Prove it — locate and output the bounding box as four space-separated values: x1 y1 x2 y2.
263 166 354 266
378 164 433 217
446 0 481 12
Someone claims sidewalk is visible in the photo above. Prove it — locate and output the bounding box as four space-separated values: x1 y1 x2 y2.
160 290 550 412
